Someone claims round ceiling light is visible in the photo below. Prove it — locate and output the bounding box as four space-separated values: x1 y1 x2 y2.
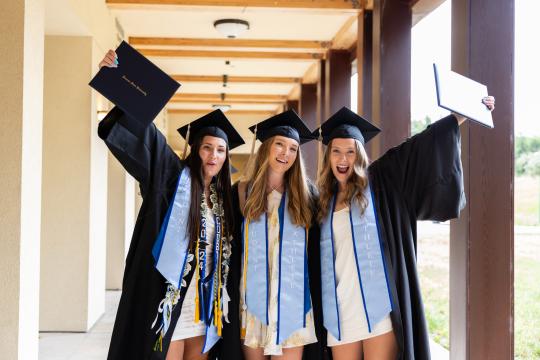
212 104 231 112
213 19 250 39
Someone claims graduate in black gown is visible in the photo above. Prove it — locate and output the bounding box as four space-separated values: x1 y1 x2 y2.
217 110 327 360
314 98 494 360
98 50 245 360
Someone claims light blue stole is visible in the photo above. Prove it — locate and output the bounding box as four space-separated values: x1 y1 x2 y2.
320 184 393 341
243 191 311 345
151 166 221 353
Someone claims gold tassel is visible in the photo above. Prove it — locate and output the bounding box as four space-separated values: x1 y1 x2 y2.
216 232 224 333
194 238 200 323
182 124 191 160
153 334 163 352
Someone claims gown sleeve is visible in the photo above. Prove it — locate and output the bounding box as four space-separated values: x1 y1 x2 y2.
98 106 181 198
214 182 244 360
370 114 465 221
303 183 329 360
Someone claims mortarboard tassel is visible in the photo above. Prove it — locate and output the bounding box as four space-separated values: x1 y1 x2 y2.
317 128 323 181
240 125 257 179
182 124 191 160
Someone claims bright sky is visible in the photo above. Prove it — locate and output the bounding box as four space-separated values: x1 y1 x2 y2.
411 0 540 136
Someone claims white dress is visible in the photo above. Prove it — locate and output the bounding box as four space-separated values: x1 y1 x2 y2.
171 206 215 341
240 190 317 355
327 207 393 347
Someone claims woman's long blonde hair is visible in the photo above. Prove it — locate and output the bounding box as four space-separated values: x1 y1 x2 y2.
317 138 370 222
242 136 312 227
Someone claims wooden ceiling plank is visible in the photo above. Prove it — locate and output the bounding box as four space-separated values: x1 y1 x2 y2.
169 99 284 104
168 109 277 115
137 48 324 60
107 0 363 10
130 36 330 49
331 15 358 49
171 75 300 83
172 93 287 100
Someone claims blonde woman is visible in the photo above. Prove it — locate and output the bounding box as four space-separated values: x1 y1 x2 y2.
315 101 494 360
220 110 325 360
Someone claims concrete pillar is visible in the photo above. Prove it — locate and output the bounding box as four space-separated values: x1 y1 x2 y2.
0 0 44 358
40 35 108 331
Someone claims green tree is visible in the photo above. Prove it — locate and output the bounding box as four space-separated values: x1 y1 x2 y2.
412 116 432 135
525 151 540 176
516 137 540 176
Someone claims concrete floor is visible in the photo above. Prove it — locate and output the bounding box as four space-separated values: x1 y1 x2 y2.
39 291 119 360
39 291 449 360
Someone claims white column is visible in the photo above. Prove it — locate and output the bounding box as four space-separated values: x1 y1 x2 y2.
0 0 44 358
40 35 107 331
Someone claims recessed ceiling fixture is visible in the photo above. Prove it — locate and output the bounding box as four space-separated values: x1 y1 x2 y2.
212 104 231 112
214 19 250 39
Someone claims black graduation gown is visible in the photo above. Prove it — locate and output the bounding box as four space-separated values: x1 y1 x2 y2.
216 182 328 360
99 107 195 360
368 115 465 359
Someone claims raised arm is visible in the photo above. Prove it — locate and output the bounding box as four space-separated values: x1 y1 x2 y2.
98 107 181 198
97 50 181 197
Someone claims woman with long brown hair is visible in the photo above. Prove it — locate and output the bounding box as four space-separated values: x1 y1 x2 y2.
315 101 494 360
98 51 244 360
220 110 325 360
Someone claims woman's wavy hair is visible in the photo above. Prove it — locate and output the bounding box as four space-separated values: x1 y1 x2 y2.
317 138 370 222
185 135 234 250
242 136 312 227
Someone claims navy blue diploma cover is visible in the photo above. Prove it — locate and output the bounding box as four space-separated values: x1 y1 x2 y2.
89 41 180 127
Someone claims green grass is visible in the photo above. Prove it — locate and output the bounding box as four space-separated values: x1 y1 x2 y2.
515 255 540 359
515 176 540 226
417 225 540 357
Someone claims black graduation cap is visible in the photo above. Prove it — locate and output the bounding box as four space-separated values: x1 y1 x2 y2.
248 109 314 145
315 107 381 145
177 109 245 150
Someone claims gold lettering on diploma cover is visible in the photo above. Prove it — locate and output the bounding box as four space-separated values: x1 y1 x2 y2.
122 75 148 97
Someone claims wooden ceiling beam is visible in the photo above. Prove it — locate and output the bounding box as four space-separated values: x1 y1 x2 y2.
168 109 276 116
170 99 283 105
130 36 330 49
137 48 324 60
172 93 287 101
330 15 358 49
169 93 287 104
107 0 363 10
171 75 301 84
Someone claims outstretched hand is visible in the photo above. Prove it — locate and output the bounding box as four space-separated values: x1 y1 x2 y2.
482 96 495 111
99 49 118 69
455 95 495 125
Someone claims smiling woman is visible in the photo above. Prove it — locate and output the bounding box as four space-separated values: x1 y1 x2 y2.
218 110 326 360
96 48 246 358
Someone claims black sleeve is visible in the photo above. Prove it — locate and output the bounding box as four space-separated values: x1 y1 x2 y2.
303 183 331 360
370 115 465 221
98 107 181 198
215 182 244 360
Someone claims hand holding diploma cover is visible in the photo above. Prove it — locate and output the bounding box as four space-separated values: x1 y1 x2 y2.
89 41 180 128
434 63 494 128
